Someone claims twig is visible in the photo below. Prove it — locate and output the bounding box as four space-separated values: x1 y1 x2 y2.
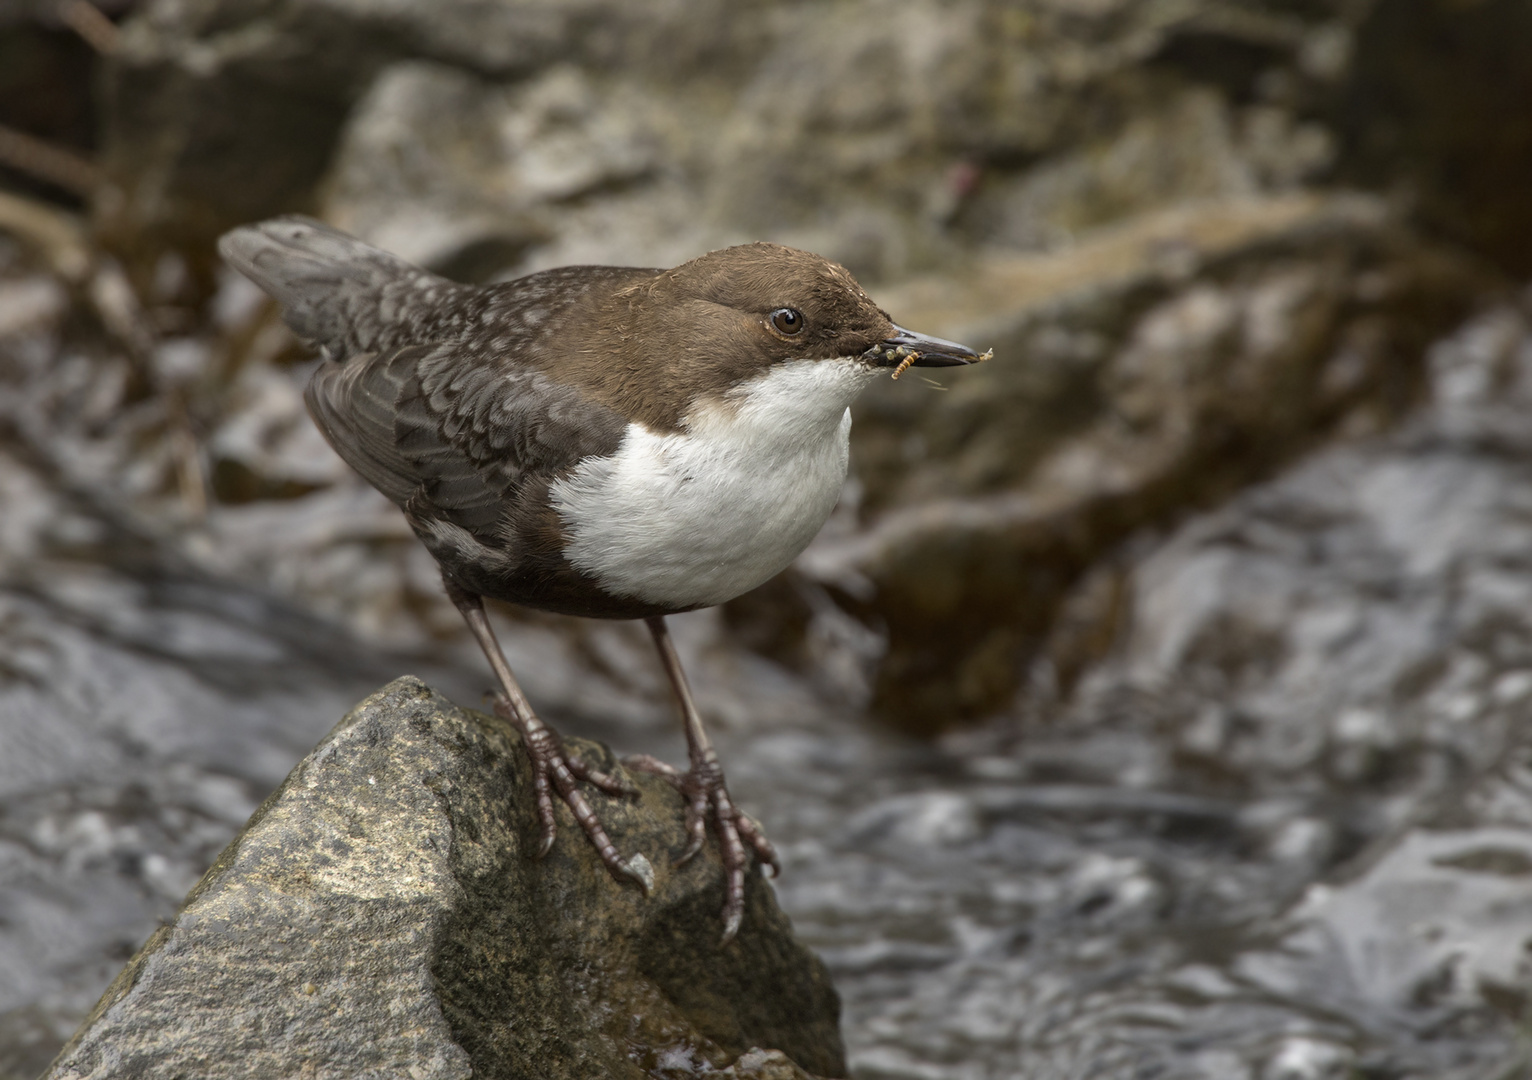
170 413 209 521
0 122 101 196
88 261 211 523
57 0 120 54
0 189 91 280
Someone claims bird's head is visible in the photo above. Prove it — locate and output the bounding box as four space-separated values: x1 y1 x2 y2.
629 242 987 376
584 242 988 431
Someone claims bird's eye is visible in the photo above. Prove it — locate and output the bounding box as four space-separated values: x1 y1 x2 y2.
770 308 804 335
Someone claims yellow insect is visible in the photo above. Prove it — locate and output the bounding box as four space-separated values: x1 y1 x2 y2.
892 346 993 380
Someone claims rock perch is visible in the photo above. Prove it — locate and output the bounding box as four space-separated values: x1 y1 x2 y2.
41 677 844 1079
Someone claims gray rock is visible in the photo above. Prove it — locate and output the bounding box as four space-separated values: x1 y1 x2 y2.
97 0 1361 282
94 0 748 265
41 677 843 1080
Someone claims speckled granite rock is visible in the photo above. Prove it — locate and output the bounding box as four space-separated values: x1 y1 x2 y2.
41 677 842 1080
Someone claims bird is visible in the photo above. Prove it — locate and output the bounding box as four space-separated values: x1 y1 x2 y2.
218 216 989 941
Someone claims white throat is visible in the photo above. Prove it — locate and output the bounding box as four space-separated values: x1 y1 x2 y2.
550 358 879 608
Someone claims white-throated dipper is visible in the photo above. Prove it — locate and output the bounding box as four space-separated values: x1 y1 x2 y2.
219 216 989 941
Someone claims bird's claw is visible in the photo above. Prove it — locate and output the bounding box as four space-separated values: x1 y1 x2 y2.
625 852 656 896
624 750 780 943
492 694 646 891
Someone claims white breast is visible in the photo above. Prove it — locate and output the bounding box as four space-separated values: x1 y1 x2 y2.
550 358 879 609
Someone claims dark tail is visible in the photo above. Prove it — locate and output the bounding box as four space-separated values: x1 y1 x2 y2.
217 216 456 357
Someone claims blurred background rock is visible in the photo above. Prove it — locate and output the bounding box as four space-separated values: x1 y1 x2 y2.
4 1 1532 1078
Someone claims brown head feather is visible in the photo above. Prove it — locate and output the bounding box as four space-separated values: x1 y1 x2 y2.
543 243 896 431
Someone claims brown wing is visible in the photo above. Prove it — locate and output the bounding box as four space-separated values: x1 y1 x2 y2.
222 214 634 562
305 345 627 538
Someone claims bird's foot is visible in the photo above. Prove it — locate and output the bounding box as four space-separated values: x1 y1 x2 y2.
491 694 652 895
623 751 780 943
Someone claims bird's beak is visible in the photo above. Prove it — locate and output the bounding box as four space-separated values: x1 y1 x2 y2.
865 325 993 372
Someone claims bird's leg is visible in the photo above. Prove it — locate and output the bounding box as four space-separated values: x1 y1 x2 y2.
445 581 651 895
625 615 780 943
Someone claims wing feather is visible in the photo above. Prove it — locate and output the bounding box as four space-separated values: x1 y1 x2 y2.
305 344 626 538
